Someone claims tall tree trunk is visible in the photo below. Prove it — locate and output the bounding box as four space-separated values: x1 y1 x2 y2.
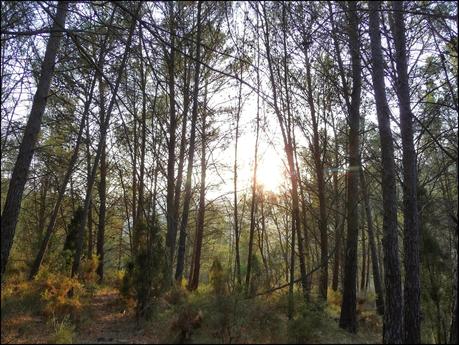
165 1 178 286
233 72 242 286
188 83 207 291
171 62 191 270
281 3 308 301
304 45 328 301
71 7 139 278
86 118 93 259
135 23 147 240
360 205 366 292
261 3 308 313
331 115 343 292
360 169 385 315
246 9 261 294
339 1 361 334
96 66 107 282
175 0 202 283
368 2 403 343
450 226 458 345
1 1 68 277
390 2 421 342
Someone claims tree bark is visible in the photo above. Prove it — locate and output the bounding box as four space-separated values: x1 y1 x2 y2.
339 1 361 334
360 205 366 292
188 83 207 291
165 1 178 285
96 65 107 282
1 1 68 277
368 2 403 343
390 2 421 343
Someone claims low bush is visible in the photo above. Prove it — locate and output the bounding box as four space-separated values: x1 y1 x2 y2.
48 315 75 344
35 269 83 319
288 303 327 343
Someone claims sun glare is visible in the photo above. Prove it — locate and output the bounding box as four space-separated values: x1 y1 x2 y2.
256 150 285 192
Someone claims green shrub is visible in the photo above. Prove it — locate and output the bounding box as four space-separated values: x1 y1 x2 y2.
288 303 326 343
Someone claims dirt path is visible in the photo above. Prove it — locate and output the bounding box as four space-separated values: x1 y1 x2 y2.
76 289 160 344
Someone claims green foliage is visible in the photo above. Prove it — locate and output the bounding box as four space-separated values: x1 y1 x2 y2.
287 303 327 344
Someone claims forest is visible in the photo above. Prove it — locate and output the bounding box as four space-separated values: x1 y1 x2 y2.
1 1 458 344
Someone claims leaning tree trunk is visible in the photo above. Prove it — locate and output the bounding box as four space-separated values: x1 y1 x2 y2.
28 76 95 280
391 2 421 343
1 1 68 277
339 0 361 334
368 1 403 343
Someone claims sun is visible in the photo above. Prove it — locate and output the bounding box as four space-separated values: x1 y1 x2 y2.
256 149 285 192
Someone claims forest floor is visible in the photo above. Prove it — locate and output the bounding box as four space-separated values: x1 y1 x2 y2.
1 278 382 344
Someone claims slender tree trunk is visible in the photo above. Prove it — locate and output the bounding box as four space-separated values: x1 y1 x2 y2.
1 1 68 277
165 1 178 285
233 73 242 286
339 1 361 333
246 9 261 293
390 2 421 342
135 24 147 238
360 206 366 292
360 168 385 315
261 3 308 313
175 1 202 283
171 63 191 267
304 45 328 301
28 71 96 281
331 116 343 292
281 3 308 300
71 7 139 278
450 235 458 344
368 2 403 342
188 85 207 291
295 141 311 299
86 118 93 259
96 66 107 282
